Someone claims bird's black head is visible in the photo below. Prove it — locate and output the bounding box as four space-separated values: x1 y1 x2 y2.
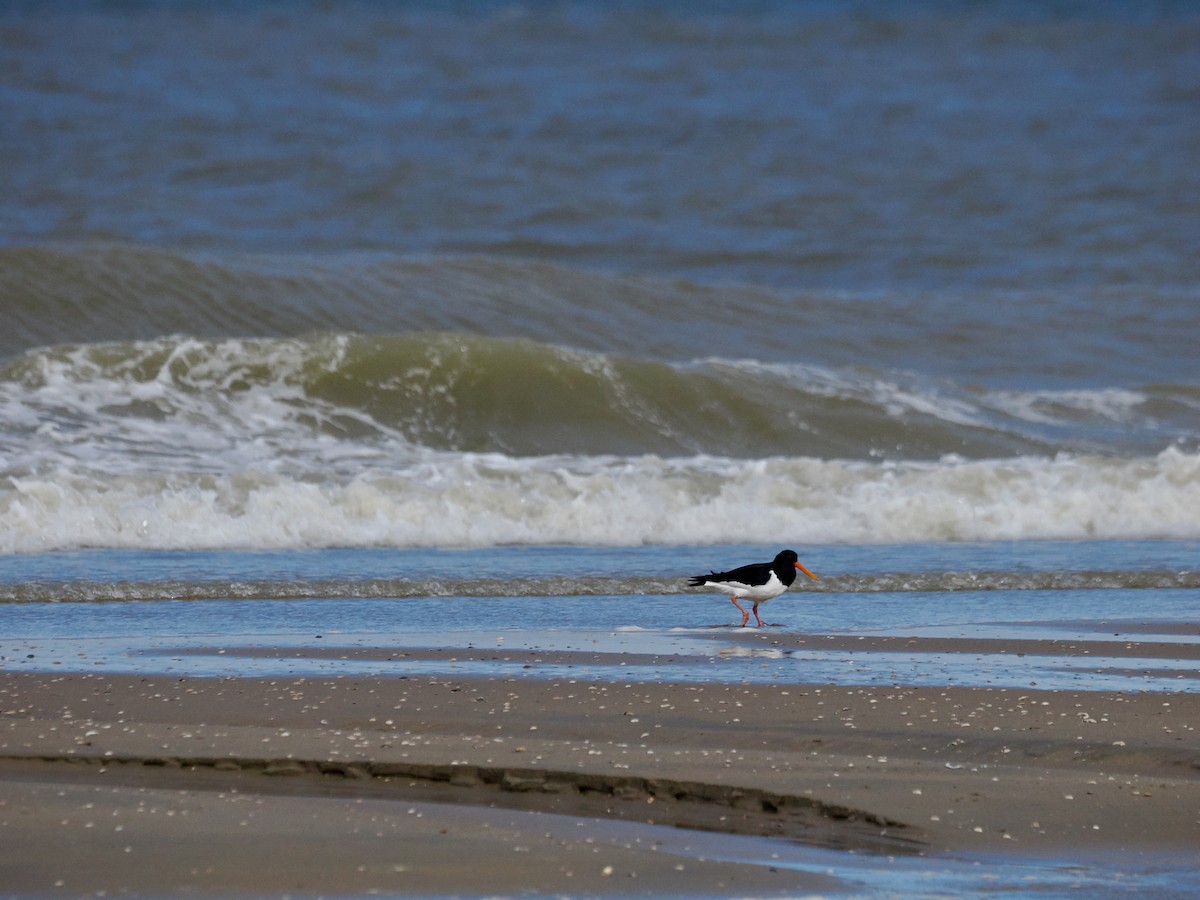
774 549 819 582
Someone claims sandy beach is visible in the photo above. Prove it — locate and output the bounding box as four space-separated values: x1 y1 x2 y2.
3 625 1198 897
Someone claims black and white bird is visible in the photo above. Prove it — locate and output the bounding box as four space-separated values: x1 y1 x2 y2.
687 549 819 627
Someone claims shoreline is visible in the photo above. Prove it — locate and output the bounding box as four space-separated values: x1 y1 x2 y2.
3 623 1199 895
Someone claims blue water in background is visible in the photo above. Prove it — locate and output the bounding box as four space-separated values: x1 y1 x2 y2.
5 1 1198 297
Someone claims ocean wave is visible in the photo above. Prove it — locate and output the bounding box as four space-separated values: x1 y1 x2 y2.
2 331 1195 465
2 448 1198 553
0 244 808 362
4 251 1198 553
3 244 1197 397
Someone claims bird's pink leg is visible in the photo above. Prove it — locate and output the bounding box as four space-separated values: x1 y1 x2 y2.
752 603 765 627
730 596 750 627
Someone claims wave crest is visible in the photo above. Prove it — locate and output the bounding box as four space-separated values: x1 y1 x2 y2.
4 331 1194 463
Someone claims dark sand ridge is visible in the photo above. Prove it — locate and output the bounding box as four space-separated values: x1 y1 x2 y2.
2 628 1199 896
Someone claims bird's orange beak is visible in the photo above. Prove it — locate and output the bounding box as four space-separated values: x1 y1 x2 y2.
795 561 819 581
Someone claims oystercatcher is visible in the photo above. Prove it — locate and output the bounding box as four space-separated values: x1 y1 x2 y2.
688 549 819 627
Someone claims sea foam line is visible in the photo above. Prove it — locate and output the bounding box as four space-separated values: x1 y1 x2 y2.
3 569 1199 604
1 448 1197 553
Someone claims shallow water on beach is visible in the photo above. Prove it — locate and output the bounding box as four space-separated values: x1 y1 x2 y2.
8 626 1200 695
331 804 1199 900
673 834 1200 900
3 542 1197 695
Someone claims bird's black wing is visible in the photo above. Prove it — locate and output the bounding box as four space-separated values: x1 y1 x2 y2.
689 560 772 587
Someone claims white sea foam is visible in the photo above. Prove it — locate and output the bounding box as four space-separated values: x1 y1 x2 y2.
3 335 1197 552
705 359 989 428
2 448 1197 553
0 335 410 477
986 387 1150 426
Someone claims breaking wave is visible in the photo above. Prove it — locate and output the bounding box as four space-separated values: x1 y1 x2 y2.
3 247 1197 554
3 331 1195 464
3 447 1199 554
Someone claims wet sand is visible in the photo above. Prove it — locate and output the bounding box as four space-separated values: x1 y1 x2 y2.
2 627 1199 896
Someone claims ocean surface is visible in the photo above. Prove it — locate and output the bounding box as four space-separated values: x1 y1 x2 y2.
2 0 1199 559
